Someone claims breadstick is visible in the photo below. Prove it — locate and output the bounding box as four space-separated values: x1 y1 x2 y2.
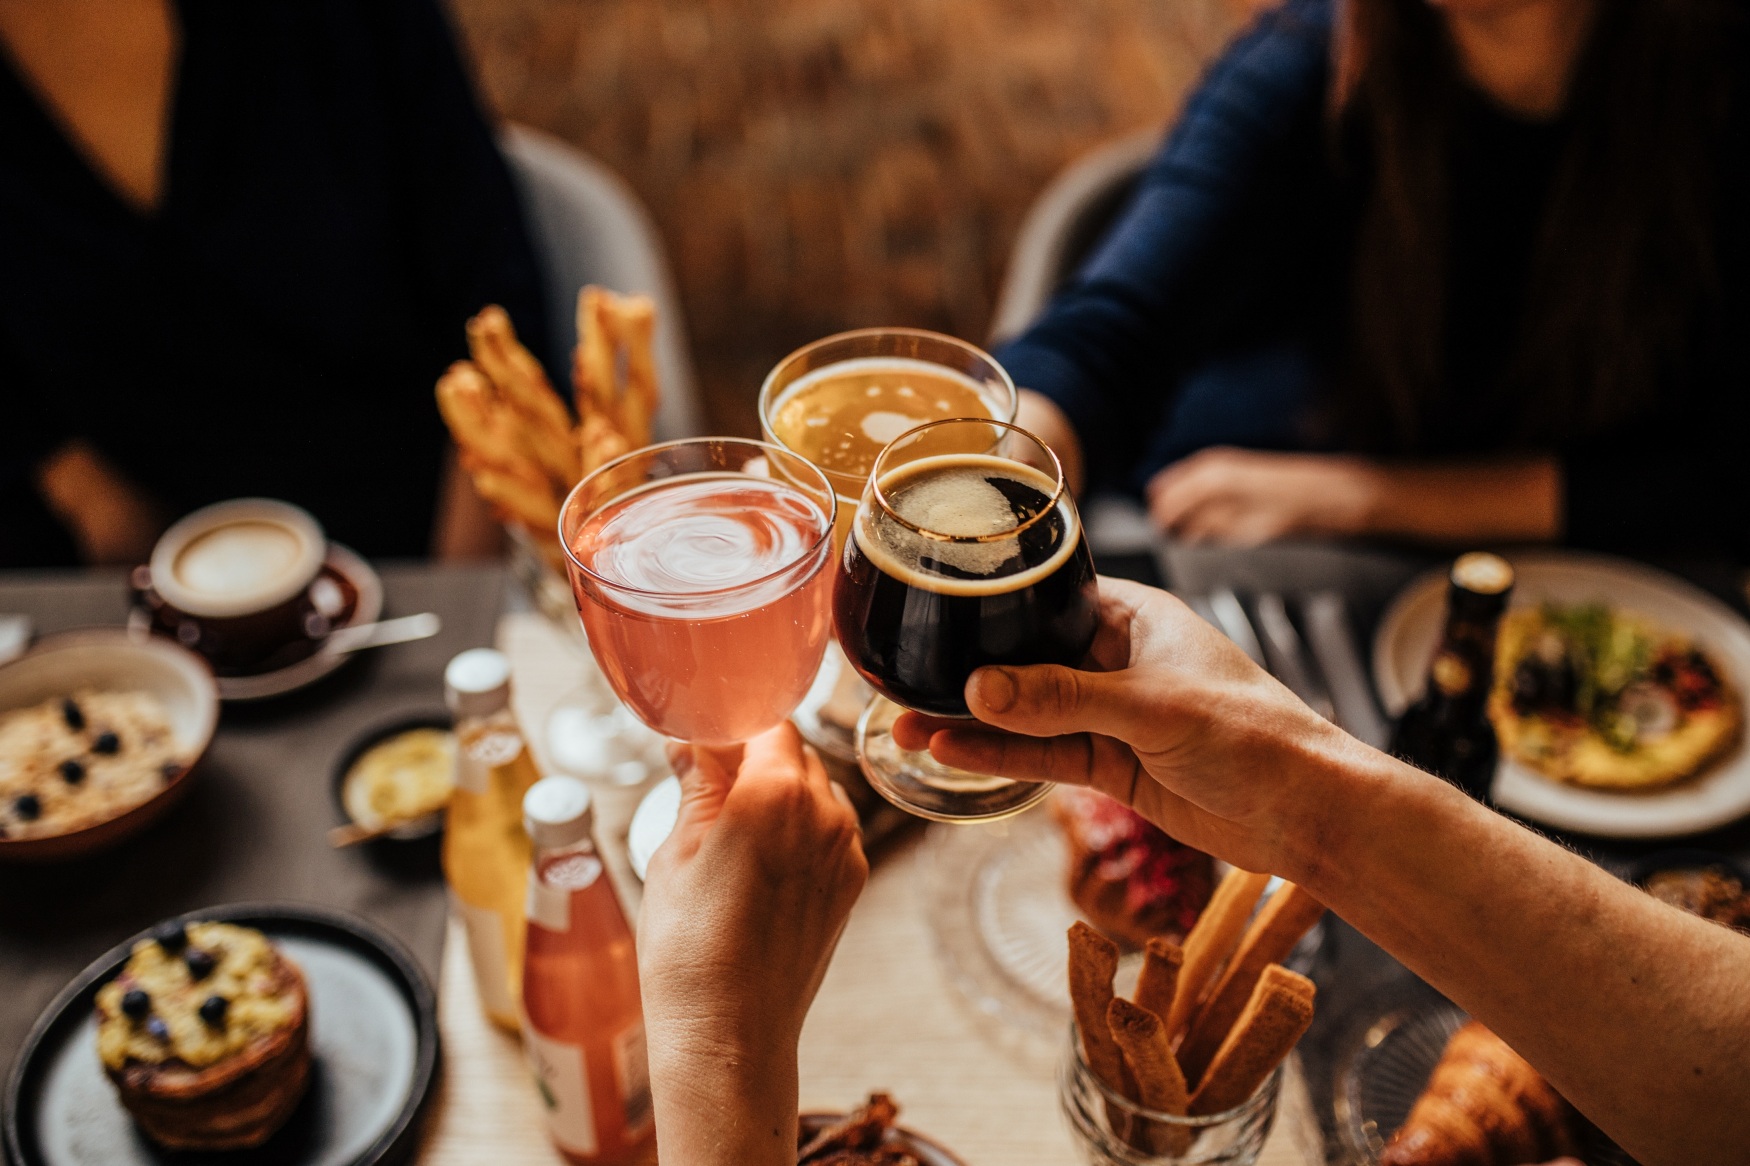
1188 965 1314 1116
1067 922 1134 1136
1107 998 1191 1156
1165 868 1272 1041
1133 938 1182 1025
467 306 580 486
1178 884 1325 1086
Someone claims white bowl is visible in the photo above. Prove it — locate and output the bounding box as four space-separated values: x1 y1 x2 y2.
0 629 218 862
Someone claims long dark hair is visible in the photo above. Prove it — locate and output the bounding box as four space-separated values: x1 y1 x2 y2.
1333 0 1737 454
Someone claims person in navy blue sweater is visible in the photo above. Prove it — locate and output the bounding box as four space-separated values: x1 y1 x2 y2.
1003 0 1750 558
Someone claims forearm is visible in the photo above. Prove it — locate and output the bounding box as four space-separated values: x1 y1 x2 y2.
1360 456 1562 545
1284 745 1750 1164
647 1033 798 1166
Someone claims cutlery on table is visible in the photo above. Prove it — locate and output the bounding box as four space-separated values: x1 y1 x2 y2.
1253 592 1336 723
1301 590 1391 748
1206 587 1267 667
321 612 442 656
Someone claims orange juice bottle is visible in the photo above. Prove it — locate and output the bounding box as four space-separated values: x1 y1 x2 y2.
443 648 542 1030
520 776 653 1165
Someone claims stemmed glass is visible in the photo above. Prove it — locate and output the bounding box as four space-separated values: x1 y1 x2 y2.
758 329 1019 759
834 419 1099 821
558 438 837 747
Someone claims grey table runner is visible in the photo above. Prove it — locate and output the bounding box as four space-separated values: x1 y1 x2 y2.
0 564 504 1071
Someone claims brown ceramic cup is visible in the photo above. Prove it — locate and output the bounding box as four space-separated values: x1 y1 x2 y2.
135 499 350 676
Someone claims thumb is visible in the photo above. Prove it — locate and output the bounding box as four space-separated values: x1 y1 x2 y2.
965 663 1159 744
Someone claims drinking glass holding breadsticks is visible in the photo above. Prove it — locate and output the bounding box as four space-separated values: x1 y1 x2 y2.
437 288 677 774
1062 870 1325 1164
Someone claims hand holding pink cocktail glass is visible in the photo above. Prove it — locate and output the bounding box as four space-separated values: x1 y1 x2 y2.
558 438 837 747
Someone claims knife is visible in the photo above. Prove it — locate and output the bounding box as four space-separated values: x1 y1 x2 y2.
1253 593 1337 723
1301 590 1391 748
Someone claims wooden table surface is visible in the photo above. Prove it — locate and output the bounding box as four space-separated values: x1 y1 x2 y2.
416 612 1322 1165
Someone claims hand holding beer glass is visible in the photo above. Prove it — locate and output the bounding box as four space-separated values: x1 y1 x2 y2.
835 418 1099 820
559 439 837 747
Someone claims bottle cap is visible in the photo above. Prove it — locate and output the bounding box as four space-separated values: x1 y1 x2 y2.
523 775 595 849
445 649 512 719
1450 552 1514 597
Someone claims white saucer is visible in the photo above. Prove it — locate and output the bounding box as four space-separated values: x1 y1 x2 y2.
627 776 681 881
1374 550 1750 838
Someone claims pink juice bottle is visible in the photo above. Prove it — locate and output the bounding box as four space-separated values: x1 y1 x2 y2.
520 776 653 1165
566 473 834 745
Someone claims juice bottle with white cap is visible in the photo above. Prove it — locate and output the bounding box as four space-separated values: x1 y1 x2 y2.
443 648 542 1031
521 776 652 1164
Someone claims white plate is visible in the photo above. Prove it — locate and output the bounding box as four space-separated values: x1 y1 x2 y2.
627 776 681 881
214 544 383 701
1374 550 1750 837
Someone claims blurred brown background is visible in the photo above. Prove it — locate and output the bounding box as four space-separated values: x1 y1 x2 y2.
450 0 1247 434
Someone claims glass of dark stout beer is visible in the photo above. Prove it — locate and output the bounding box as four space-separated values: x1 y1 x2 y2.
834 418 1100 820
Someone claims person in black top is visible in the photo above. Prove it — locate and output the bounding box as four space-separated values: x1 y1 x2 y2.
1002 0 1750 558
0 0 549 566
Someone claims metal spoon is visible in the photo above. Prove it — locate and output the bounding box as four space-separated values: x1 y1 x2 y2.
321 612 441 656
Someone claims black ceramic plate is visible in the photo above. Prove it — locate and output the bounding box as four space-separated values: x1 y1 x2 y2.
330 714 454 843
4 903 438 1166
1623 847 1750 887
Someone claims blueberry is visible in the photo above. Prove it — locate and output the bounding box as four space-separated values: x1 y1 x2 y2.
145 1016 170 1042
121 989 151 1019
199 995 228 1025
161 761 182 783
61 698 85 732
185 948 216 979
155 924 188 954
14 794 40 821
60 758 86 785
92 731 120 756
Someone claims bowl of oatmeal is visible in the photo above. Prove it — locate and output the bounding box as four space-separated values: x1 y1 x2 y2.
0 629 218 862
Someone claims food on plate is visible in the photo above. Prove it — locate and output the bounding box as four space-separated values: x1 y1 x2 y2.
797 1093 926 1165
0 690 185 840
341 726 456 828
95 921 311 1150
1053 786 1216 948
1066 872 1321 1154
1644 865 1750 931
1490 602 1739 789
1175 882 1324 1085
1380 1021 1576 1166
436 288 660 564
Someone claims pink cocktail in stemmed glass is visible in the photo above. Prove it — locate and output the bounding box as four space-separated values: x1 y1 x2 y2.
558 438 837 747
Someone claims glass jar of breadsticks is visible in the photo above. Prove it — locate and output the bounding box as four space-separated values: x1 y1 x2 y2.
1060 1028 1281 1165
435 288 669 786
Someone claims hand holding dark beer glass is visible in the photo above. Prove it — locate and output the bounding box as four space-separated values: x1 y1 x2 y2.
833 418 1099 820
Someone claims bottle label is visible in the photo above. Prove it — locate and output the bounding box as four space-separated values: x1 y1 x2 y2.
523 1027 598 1155
615 1020 653 1133
452 894 516 1020
526 873 572 934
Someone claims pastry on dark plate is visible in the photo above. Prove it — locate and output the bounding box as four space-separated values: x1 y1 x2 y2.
1052 786 1215 949
95 921 311 1150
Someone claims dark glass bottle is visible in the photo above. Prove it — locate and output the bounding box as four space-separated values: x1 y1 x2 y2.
1390 553 1515 802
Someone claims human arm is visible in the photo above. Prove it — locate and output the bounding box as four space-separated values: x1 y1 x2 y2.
638 724 869 1166
1144 447 1562 545
996 0 1334 492
32 440 165 565
893 579 1750 1165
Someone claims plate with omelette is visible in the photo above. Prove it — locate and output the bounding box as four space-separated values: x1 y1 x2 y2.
1375 552 1750 837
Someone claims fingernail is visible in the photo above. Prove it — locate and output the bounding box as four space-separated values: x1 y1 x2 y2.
975 667 1018 714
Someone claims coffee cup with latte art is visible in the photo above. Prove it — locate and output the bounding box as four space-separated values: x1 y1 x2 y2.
138 500 353 674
